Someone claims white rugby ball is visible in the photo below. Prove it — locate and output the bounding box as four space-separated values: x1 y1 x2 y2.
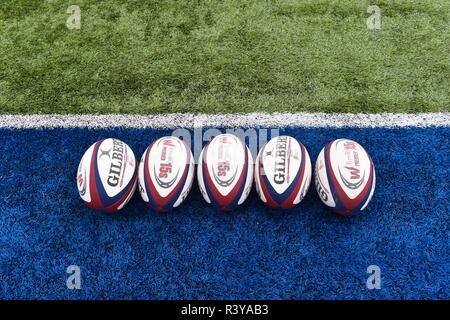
315 139 376 216
138 136 194 212
254 136 312 209
197 133 253 211
76 138 137 213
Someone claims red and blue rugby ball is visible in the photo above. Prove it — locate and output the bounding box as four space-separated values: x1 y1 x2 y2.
76 138 138 213
138 136 194 212
254 136 312 209
314 138 376 216
197 134 253 211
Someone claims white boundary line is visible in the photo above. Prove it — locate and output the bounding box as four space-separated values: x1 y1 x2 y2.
0 113 449 129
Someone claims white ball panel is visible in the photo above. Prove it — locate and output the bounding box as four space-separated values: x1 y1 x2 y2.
254 152 266 203
237 146 254 205
138 148 149 203
314 148 336 208
173 145 195 208
77 142 95 203
197 148 211 204
294 145 312 205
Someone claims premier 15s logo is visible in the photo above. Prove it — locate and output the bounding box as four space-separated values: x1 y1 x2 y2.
158 138 175 179
155 138 180 189
217 135 231 177
341 140 363 189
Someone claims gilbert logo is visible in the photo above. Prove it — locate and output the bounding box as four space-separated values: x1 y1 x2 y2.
272 136 289 185
107 139 125 187
99 147 112 160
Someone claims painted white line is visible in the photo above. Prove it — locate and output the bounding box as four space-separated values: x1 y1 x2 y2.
0 113 448 129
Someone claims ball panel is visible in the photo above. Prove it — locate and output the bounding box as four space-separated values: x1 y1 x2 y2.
95 139 136 199
329 139 373 200
361 163 376 211
77 139 137 213
118 178 138 210
105 175 138 213
325 140 375 214
293 143 312 206
88 140 106 210
314 147 336 209
138 148 149 202
259 136 302 195
198 134 252 211
77 142 95 203
173 156 195 208
138 137 194 212
200 142 246 210
93 139 137 210
253 153 266 203
204 134 246 197
255 136 311 209
315 139 376 215
237 146 254 205
277 142 308 208
147 137 190 198
197 148 211 204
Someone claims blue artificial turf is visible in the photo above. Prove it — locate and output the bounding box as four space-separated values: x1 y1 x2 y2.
0 126 448 299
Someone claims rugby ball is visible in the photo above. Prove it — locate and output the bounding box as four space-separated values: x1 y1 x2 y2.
254 136 312 209
315 139 376 216
197 134 253 211
76 138 138 213
138 136 194 212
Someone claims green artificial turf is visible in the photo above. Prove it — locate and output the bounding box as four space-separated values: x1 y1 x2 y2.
0 0 448 114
